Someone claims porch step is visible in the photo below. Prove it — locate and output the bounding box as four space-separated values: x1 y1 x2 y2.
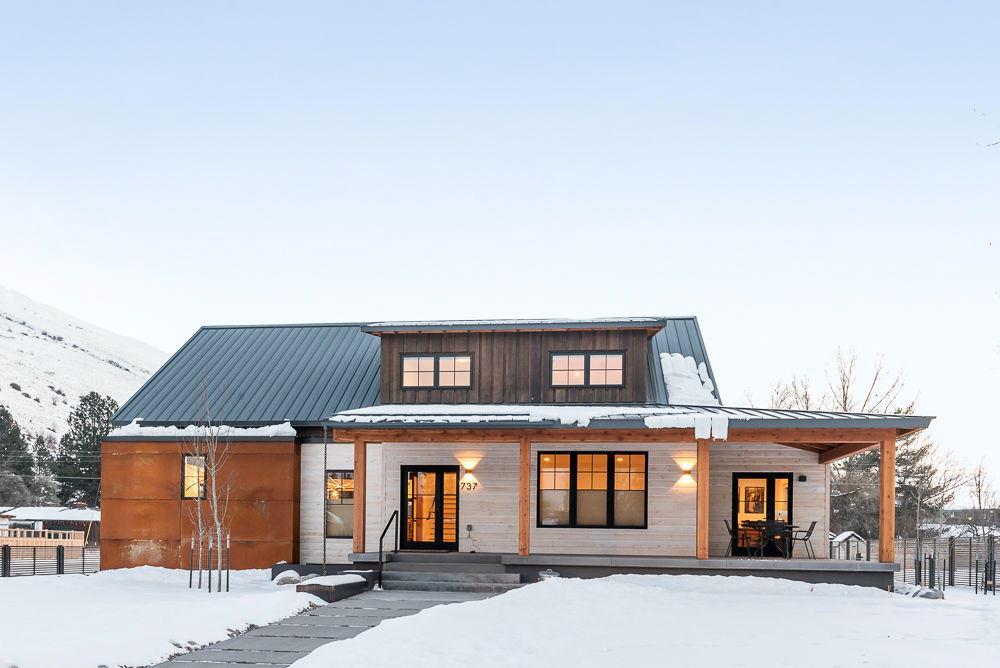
383 562 507 574
387 552 503 565
380 579 524 594
380 570 522 584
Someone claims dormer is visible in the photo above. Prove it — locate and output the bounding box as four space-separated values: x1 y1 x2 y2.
363 318 674 405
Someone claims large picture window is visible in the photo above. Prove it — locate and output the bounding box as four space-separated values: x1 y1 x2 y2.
537 452 647 528
325 470 354 538
550 352 624 387
401 354 472 389
182 455 206 499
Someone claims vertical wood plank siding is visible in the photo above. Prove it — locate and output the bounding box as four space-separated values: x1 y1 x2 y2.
378 331 650 404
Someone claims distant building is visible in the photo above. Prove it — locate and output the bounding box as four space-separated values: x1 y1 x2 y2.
0 506 100 546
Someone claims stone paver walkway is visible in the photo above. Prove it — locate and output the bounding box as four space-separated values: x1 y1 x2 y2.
151 589 492 667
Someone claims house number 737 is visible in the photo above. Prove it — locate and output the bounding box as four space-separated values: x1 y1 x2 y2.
460 481 478 491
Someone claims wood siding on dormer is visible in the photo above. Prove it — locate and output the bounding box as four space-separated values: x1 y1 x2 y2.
379 330 649 404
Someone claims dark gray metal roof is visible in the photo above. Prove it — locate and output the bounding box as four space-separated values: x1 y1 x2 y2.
646 318 720 404
113 324 381 427
363 317 668 333
113 316 720 427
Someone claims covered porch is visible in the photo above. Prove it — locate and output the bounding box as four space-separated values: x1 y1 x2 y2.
328 404 929 569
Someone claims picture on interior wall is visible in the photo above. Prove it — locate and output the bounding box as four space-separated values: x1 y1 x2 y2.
744 486 765 514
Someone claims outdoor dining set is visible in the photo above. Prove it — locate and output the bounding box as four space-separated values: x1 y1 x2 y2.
724 519 818 559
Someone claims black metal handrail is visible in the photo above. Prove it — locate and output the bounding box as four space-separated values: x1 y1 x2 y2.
377 510 399 588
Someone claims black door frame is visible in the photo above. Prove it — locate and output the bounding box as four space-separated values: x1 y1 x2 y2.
730 472 794 557
400 465 460 551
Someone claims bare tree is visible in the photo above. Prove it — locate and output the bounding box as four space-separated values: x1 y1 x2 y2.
967 459 1000 537
183 415 235 591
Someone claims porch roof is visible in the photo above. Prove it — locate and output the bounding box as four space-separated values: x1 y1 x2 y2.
328 403 933 441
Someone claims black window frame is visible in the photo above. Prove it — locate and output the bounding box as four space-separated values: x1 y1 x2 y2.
536 451 648 529
181 454 206 500
549 350 626 388
399 353 473 390
325 469 355 539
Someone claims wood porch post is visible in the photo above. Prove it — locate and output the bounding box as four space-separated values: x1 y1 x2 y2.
353 437 367 555
696 439 711 560
518 435 530 556
878 435 896 563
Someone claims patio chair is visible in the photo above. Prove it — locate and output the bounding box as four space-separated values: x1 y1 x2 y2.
789 521 818 559
724 520 737 557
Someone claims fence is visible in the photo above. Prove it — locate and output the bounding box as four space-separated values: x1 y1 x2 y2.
0 545 100 577
0 528 86 547
892 536 996 591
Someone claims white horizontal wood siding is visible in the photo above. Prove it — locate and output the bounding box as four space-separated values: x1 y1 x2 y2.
298 440 829 561
709 443 829 558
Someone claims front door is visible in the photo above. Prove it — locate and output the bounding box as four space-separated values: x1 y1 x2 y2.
400 466 459 550
731 473 793 557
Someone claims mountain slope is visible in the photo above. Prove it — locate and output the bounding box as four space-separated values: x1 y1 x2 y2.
0 285 167 437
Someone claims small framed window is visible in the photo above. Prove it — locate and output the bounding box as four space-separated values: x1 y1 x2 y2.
401 354 472 389
537 452 647 528
182 455 206 499
325 470 354 538
550 352 625 387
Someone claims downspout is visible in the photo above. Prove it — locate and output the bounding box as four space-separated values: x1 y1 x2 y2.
322 425 328 576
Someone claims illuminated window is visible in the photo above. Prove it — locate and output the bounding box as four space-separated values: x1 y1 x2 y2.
551 352 624 387
537 452 646 528
539 453 571 526
182 455 206 499
325 471 354 538
402 356 436 388
401 354 472 388
438 355 471 387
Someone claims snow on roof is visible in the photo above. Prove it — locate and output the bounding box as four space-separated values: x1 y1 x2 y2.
4 506 100 522
830 531 867 544
660 353 720 406
330 404 730 439
108 420 297 439
366 317 665 327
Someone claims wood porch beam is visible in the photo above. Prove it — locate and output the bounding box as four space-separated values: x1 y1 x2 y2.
352 437 366 554
818 441 880 464
518 436 530 556
331 427 896 445
879 436 896 563
696 439 710 560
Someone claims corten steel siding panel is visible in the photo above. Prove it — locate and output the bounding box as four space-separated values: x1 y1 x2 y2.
100 440 301 570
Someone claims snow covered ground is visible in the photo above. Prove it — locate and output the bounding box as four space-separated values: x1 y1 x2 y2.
290 575 999 668
0 567 320 668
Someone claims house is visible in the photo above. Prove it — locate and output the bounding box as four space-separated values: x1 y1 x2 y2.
101 318 933 588
828 531 868 560
0 505 100 547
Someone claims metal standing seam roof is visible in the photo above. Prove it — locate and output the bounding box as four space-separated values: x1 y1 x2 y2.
112 317 719 427
112 324 381 426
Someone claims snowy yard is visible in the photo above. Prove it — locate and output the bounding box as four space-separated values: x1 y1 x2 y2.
0 567 320 668
291 575 1000 668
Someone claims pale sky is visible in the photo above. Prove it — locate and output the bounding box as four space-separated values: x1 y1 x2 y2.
1 4 997 489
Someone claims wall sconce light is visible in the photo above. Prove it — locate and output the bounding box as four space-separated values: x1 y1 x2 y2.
459 457 481 472
680 465 694 476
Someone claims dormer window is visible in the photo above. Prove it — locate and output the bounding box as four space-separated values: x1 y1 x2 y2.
402 354 472 389
551 352 624 387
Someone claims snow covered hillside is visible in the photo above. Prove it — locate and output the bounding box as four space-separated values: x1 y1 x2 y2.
0 285 166 437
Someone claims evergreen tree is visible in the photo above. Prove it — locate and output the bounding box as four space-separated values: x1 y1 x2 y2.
0 404 34 478
54 392 118 506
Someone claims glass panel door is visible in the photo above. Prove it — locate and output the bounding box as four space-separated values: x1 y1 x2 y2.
731 473 794 557
401 466 460 550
